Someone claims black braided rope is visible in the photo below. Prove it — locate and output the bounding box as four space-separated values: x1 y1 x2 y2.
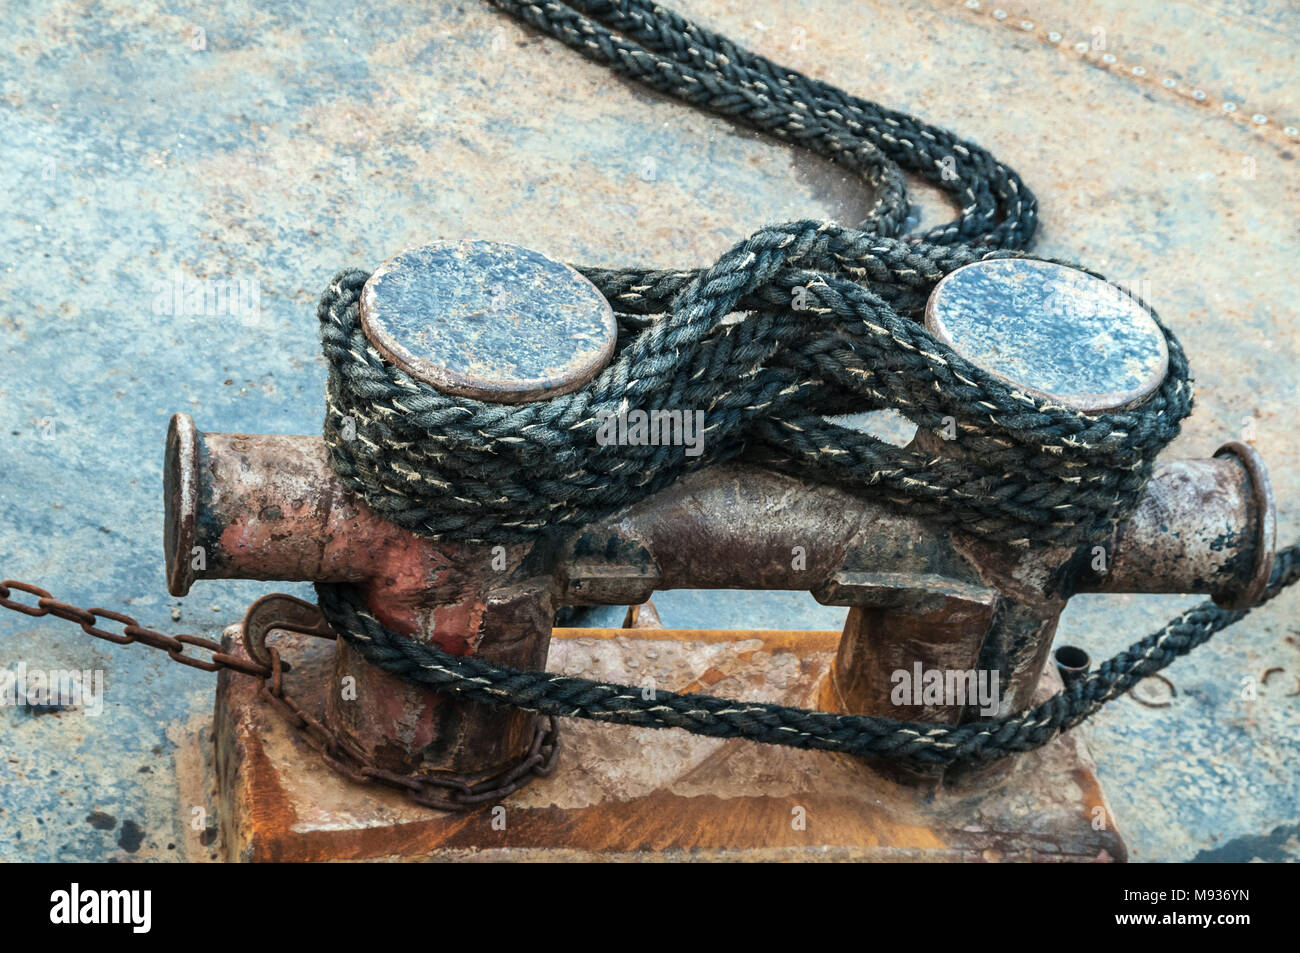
308 0 1298 770
317 542 1298 770
318 0 1194 548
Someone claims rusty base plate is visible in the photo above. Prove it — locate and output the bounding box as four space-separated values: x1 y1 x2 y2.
213 625 1126 862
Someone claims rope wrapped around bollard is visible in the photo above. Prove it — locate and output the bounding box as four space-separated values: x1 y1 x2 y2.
316 542 1298 770
311 0 1298 768
318 0 1194 550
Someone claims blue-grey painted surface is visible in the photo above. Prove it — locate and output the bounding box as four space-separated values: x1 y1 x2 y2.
1 0 1295 861
927 258 1169 411
362 239 616 400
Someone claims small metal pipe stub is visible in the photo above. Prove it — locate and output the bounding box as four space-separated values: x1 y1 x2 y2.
1054 645 1090 686
1077 444 1277 607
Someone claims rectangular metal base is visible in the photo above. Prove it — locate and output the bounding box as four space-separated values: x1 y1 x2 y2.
213 625 1126 862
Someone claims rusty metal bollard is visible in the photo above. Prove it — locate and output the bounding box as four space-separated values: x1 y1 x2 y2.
164 242 1275 856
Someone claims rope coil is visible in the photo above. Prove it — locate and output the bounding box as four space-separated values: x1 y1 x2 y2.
308 0 1292 772
320 0 1193 548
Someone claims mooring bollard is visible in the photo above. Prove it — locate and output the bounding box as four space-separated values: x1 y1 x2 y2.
166 248 1274 815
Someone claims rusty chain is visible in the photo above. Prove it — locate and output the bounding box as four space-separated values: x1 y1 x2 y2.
0 578 559 812
0 579 269 677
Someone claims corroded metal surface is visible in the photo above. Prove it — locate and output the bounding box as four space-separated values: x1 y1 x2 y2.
1214 441 1277 609
1 0 1295 862
361 240 616 402
214 625 1125 862
166 417 549 775
163 413 200 599
926 259 1169 411
167 418 1275 800
1081 442 1276 609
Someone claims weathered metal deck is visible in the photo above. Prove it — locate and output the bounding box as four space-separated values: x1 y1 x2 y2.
1 0 1296 861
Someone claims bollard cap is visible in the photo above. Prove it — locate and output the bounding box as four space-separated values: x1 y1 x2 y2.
360 240 617 404
925 259 1169 413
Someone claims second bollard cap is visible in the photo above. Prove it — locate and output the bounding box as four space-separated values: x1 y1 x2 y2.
925 259 1169 414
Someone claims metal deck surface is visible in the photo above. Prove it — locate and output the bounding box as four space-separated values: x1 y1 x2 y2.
1 0 1296 861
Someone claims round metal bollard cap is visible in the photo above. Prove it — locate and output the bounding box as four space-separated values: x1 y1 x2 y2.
360 240 617 403
925 259 1169 413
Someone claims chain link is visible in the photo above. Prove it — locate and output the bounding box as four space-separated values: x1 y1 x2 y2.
0 578 558 811
0 579 269 677
262 671 559 811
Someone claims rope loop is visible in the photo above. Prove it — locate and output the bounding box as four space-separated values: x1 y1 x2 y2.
304 0 1297 771
316 541 1298 769
318 2 1193 547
